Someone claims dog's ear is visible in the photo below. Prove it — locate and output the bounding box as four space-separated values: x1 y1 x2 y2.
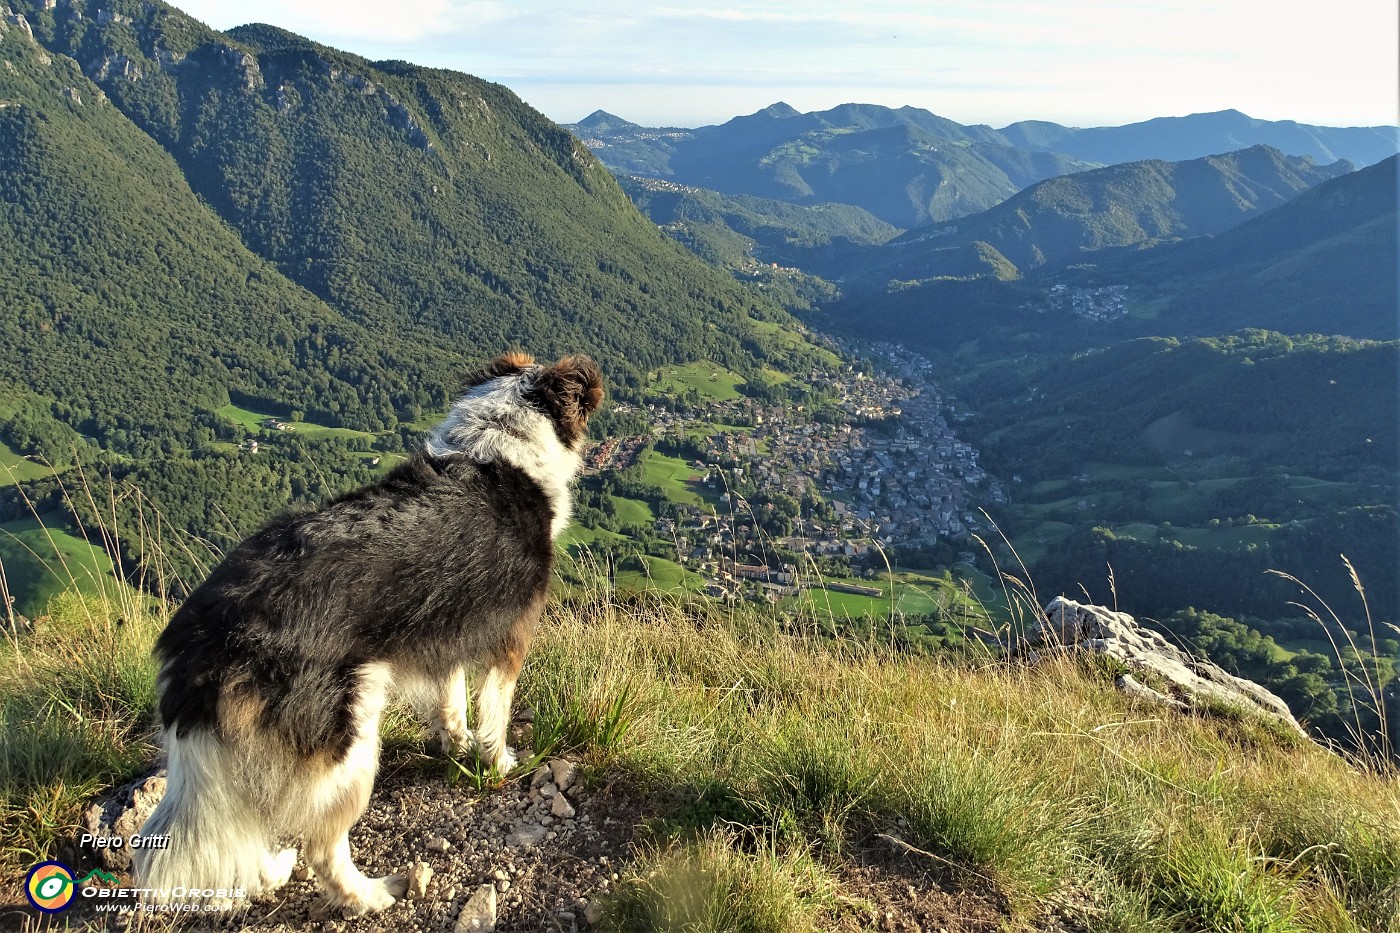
531 356 604 445
465 351 536 387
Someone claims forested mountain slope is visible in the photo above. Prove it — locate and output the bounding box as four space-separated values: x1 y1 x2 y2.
1117 155 1400 339
6 0 826 400
0 0 833 594
0 9 426 455
863 145 1351 282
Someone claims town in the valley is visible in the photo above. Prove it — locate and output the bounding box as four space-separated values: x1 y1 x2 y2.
580 343 1005 604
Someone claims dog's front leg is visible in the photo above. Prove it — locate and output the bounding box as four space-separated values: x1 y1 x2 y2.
474 650 525 773
432 666 476 755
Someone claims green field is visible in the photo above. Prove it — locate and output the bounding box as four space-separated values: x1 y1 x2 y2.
609 495 655 531
0 514 115 618
746 318 842 367
559 523 631 550
614 555 705 593
218 403 378 443
0 438 59 483
638 450 711 507
651 362 746 402
1113 520 1284 550
1011 521 1077 567
786 572 961 621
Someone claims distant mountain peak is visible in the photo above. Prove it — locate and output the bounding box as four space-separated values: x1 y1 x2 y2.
758 101 800 119
575 109 637 132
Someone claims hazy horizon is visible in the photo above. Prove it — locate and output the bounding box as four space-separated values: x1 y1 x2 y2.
171 1 1399 131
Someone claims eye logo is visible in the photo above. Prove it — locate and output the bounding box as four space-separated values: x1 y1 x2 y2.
25 861 77 912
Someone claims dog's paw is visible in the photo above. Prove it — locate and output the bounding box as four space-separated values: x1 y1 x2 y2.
437 725 477 757
490 747 518 774
339 874 406 916
258 848 298 893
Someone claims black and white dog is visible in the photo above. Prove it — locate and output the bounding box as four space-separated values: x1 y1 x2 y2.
133 353 603 915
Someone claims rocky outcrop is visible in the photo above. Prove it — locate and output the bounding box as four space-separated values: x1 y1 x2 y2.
316 55 433 149
383 97 432 150
1031 596 1308 738
90 52 141 81
218 45 263 91
3 9 35 38
80 771 167 871
95 7 132 26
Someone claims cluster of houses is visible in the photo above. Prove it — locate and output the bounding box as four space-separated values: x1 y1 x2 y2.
1026 283 1132 321
598 344 1003 601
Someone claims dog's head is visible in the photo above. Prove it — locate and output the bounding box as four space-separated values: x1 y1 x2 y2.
460 352 605 451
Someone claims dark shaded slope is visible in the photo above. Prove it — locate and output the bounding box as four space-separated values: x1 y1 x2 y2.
1096 156 1400 339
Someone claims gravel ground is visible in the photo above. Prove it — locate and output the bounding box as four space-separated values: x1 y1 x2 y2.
224 759 643 933
6 738 1020 933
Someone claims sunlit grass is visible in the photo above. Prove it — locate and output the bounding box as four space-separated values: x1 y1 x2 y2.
0 485 1394 931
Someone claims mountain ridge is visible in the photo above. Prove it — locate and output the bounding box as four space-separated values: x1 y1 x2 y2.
569 103 1398 231
828 144 1352 284
569 100 1093 227
999 107 1400 168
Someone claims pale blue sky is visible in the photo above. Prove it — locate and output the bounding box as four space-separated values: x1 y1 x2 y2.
174 0 1399 129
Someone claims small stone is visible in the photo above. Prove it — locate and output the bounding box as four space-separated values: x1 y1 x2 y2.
428 835 452 853
493 868 509 881
407 861 433 899
548 759 578 791
497 880 510 892
505 824 548 848
539 781 558 798
292 864 314 882
454 884 497 933
584 901 604 924
551 794 576 819
530 764 551 788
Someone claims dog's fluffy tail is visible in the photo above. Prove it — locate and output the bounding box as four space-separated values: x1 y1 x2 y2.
132 728 273 909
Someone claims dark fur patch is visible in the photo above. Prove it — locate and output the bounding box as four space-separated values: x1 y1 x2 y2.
526 355 605 448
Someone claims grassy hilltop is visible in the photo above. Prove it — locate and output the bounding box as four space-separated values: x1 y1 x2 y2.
1 546 1396 932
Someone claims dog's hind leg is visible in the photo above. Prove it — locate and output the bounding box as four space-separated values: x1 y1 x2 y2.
302 663 406 916
431 665 476 755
